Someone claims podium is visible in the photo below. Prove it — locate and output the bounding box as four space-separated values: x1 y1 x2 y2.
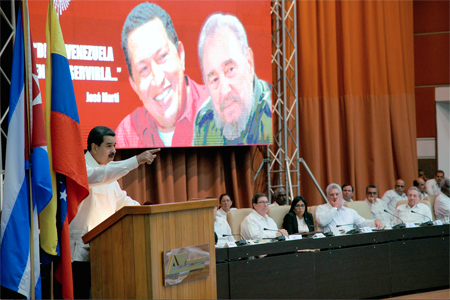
82 199 217 299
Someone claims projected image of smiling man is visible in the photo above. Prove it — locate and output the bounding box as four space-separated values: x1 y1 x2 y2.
193 13 272 145
116 3 208 147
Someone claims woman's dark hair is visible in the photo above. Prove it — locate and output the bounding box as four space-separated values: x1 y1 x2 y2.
219 193 231 202
289 196 308 214
219 193 232 209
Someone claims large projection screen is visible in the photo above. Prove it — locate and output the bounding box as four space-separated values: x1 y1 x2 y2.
29 0 272 148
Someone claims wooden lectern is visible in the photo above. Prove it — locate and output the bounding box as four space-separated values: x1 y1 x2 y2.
82 199 218 299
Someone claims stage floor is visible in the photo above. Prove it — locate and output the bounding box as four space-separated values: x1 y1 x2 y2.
386 288 450 299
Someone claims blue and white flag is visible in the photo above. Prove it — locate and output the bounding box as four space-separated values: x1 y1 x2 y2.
0 3 52 298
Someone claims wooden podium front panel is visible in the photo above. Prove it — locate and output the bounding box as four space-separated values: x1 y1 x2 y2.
90 214 147 299
149 207 217 299
89 203 217 299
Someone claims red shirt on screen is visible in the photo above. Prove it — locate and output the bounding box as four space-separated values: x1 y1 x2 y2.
115 76 208 148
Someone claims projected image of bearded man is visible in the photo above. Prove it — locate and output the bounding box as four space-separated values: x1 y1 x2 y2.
193 13 272 146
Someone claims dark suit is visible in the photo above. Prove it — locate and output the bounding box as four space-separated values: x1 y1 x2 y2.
283 211 315 234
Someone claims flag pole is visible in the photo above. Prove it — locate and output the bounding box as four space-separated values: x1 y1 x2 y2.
50 262 54 300
22 0 35 298
46 2 55 299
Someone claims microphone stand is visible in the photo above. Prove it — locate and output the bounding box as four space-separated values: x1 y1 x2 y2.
411 211 433 226
321 225 334 237
263 228 286 241
223 234 247 246
336 223 360 234
309 225 334 237
384 209 406 229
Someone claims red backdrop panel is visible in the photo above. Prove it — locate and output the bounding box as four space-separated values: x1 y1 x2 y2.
29 0 272 147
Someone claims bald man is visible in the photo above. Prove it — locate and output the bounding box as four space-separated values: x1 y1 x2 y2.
381 179 408 214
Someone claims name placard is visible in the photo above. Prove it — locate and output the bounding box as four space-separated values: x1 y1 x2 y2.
362 227 373 233
312 233 326 239
163 243 210 286
226 241 238 248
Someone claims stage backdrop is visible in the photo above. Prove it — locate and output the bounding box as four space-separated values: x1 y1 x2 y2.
29 0 272 148
24 0 417 208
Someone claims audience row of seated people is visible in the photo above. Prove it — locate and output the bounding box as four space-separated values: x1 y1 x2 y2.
214 177 450 245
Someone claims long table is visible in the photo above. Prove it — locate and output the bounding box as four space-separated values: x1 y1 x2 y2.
215 225 450 299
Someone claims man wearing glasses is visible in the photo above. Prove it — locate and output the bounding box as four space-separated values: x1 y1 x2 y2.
241 193 288 240
364 185 391 226
269 188 288 206
381 179 407 214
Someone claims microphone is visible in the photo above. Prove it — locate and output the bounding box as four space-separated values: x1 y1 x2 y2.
384 209 405 229
311 225 334 237
336 223 354 227
336 223 360 234
411 211 433 226
222 234 247 246
263 228 286 241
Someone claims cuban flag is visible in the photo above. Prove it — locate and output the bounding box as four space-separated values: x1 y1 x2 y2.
0 2 52 299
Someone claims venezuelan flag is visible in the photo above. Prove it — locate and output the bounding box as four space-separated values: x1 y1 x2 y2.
40 1 89 298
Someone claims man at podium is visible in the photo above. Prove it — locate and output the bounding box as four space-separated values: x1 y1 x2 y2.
69 126 159 299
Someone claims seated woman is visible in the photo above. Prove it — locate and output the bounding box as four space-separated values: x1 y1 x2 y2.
214 206 234 248
216 193 237 219
283 196 315 234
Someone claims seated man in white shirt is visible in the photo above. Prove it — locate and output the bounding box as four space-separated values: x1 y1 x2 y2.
342 183 354 203
213 206 235 247
413 178 428 198
394 187 433 225
241 193 288 240
381 179 407 214
434 178 450 222
426 170 445 196
364 185 391 226
315 183 383 235
269 188 288 206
